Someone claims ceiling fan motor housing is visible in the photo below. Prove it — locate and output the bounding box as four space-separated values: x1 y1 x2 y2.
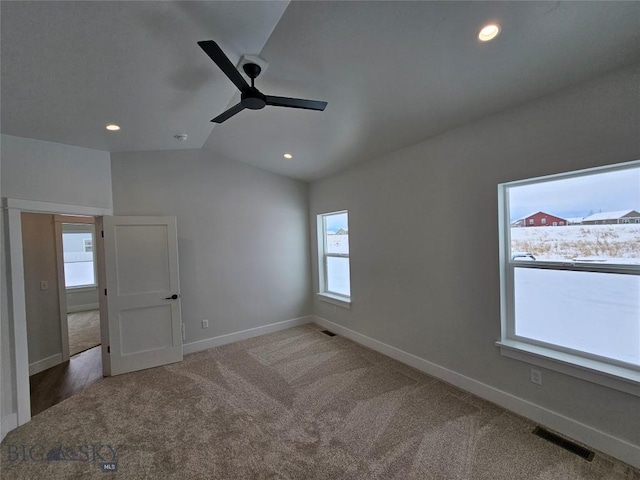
241 87 267 110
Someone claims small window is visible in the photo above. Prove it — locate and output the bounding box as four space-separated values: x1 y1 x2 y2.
62 224 96 288
498 160 640 394
541 218 547 225
317 211 351 302
529 219 534 225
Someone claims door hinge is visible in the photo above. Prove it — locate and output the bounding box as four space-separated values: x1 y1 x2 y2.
107 346 110 353
104 289 107 296
101 230 104 238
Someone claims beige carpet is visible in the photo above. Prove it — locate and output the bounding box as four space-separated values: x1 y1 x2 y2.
68 310 101 356
1 324 637 479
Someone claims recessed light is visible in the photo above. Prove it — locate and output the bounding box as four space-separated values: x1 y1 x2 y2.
283 153 293 159
478 24 501 42
106 124 120 131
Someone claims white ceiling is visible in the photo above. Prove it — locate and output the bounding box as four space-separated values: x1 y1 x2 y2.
2 1 640 181
1 1 288 152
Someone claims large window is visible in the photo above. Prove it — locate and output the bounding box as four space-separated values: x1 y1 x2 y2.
318 211 351 305
62 224 97 288
498 161 640 394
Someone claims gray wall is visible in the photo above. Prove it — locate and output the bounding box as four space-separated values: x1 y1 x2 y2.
66 288 98 313
309 64 640 446
21 213 61 364
1 135 113 208
111 148 311 344
1 134 112 429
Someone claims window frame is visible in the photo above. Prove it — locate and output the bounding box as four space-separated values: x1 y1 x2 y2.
317 210 351 308
497 160 640 396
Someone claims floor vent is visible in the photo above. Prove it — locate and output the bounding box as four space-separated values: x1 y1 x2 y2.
321 330 336 337
532 426 595 461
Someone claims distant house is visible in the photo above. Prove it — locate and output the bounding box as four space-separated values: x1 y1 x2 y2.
581 210 640 225
335 228 348 235
511 211 567 227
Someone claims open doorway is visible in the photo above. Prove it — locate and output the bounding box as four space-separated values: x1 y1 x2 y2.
20 212 103 416
6 198 113 428
61 221 101 356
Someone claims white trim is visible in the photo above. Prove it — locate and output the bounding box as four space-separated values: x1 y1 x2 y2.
67 303 100 313
7 207 31 426
66 286 98 293
497 161 640 396
183 316 313 355
4 198 113 429
1 413 18 441
316 292 351 309
53 220 70 362
29 353 63 376
317 210 351 301
313 315 640 469
496 340 640 397
500 159 640 189
5 198 112 216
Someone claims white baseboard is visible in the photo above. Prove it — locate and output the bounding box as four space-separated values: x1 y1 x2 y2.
183 316 313 355
1 413 18 441
67 303 99 313
313 316 640 469
29 353 63 376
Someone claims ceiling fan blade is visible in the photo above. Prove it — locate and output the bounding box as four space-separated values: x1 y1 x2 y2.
198 40 250 93
211 102 245 123
265 95 327 111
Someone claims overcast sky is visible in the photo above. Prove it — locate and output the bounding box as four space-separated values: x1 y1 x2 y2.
509 166 640 221
325 212 348 233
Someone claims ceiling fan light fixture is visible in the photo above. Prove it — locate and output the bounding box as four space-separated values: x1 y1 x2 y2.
478 23 501 42
283 153 293 159
106 124 120 131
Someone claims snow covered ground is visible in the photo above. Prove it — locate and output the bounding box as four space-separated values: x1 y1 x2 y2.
514 268 639 366
510 225 639 366
510 224 640 264
325 234 350 296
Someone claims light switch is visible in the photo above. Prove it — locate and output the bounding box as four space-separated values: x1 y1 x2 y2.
40 280 49 291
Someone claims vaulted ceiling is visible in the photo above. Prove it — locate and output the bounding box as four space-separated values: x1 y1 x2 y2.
2 1 639 181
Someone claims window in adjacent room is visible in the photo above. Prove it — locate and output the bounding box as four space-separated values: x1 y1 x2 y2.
62 223 97 288
317 210 351 306
497 160 640 395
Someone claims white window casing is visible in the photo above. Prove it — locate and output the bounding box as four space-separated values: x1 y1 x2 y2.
317 210 351 308
497 160 640 397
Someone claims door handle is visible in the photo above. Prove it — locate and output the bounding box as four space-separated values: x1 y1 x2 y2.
165 294 179 300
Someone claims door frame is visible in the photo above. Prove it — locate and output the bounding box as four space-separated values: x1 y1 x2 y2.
4 198 112 427
53 215 97 363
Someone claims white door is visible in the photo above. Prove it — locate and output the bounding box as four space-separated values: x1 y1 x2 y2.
98 216 183 376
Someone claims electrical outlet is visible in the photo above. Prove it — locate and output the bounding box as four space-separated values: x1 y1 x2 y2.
202 319 209 329
530 368 542 385
40 280 49 291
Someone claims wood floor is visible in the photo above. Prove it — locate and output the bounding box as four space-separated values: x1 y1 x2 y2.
29 345 103 416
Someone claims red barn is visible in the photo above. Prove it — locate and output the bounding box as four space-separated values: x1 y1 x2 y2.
512 211 567 227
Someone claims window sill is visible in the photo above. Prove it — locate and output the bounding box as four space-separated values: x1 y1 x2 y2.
496 339 640 397
317 293 351 309
66 285 97 292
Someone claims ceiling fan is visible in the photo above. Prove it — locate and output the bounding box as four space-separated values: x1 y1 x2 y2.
198 40 328 123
